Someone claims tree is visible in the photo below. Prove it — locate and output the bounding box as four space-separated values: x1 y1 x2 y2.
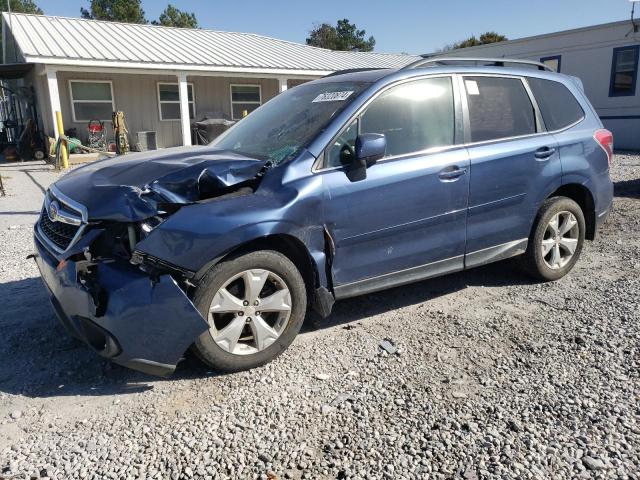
152 4 198 28
2 0 42 15
306 19 375 52
80 0 147 24
477 32 508 45
306 23 338 50
440 31 508 52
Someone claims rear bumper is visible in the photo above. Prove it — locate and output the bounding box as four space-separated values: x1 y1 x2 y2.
596 201 612 231
33 234 208 377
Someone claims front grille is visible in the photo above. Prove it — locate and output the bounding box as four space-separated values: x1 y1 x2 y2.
39 209 80 250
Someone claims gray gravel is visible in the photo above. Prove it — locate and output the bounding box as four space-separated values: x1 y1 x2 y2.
0 154 638 479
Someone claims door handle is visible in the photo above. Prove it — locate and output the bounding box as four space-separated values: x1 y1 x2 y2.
535 147 556 160
438 166 467 181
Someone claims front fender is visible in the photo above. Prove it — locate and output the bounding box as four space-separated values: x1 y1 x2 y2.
135 184 329 288
192 219 327 282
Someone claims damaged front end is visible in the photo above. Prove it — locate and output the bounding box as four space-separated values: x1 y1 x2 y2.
33 150 271 376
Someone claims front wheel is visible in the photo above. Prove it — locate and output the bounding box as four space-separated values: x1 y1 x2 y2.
522 196 586 281
192 250 307 372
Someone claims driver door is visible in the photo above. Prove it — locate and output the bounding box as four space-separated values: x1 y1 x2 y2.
318 76 470 297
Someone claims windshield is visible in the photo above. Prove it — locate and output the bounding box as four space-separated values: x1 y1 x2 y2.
211 80 371 165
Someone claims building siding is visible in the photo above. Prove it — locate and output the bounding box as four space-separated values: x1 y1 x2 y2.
50 71 280 148
190 76 278 121
29 70 53 143
442 21 640 150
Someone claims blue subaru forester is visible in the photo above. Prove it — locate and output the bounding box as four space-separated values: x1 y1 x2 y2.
34 58 614 376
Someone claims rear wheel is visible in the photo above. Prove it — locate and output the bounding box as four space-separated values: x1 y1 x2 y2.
192 250 307 372
522 196 585 281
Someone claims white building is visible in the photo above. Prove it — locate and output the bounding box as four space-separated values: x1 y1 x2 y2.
1 13 417 148
435 20 640 150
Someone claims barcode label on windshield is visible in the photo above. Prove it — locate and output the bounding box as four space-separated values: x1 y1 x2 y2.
312 91 354 102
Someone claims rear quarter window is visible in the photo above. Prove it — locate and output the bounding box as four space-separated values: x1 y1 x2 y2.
527 77 585 131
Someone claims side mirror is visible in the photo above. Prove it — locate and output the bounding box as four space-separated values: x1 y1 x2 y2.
340 133 386 182
355 133 386 166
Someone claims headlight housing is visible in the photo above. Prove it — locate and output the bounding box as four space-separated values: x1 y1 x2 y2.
139 216 165 236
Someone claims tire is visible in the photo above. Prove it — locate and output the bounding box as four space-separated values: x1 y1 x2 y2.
521 196 586 281
192 250 307 372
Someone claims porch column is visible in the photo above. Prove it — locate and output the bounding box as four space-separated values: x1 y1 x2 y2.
46 68 61 138
178 72 192 146
277 77 288 93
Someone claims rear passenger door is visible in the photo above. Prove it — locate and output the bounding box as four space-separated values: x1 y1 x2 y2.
461 75 562 267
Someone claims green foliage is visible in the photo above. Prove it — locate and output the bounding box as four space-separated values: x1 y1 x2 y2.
80 0 147 24
152 4 198 28
477 32 508 45
441 31 508 52
306 19 375 52
1 0 42 14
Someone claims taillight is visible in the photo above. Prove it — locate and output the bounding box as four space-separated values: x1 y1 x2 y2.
594 129 613 165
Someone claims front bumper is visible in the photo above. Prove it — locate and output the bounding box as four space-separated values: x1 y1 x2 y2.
33 234 209 377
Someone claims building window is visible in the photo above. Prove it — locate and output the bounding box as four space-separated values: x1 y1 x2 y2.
540 55 561 73
609 46 639 97
157 83 195 121
69 80 114 122
230 84 261 120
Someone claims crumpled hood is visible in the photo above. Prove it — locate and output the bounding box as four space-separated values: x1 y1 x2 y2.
53 146 268 222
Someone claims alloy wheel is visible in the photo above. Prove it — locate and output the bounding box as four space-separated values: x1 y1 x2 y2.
541 211 579 270
208 269 292 355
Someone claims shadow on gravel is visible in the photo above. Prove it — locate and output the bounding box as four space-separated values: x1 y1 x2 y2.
303 258 533 332
614 178 640 199
0 259 533 398
0 277 157 398
0 166 54 174
23 171 47 195
0 275 240 398
0 211 41 216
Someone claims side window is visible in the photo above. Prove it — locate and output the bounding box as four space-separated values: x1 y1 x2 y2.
464 76 536 143
527 77 584 131
326 119 358 168
360 77 455 158
609 46 639 97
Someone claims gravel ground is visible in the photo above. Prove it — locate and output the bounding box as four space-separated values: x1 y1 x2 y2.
0 154 638 480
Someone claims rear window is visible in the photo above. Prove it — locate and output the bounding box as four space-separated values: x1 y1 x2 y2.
527 77 584 131
464 76 536 143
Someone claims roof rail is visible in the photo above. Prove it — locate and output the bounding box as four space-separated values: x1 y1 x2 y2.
324 67 386 78
403 56 553 72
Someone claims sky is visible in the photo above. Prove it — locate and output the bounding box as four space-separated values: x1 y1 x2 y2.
34 0 636 54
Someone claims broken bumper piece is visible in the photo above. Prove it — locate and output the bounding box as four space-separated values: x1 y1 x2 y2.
33 237 209 377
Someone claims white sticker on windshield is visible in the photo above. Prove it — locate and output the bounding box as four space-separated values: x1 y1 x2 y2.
312 91 354 102
465 80 480 95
